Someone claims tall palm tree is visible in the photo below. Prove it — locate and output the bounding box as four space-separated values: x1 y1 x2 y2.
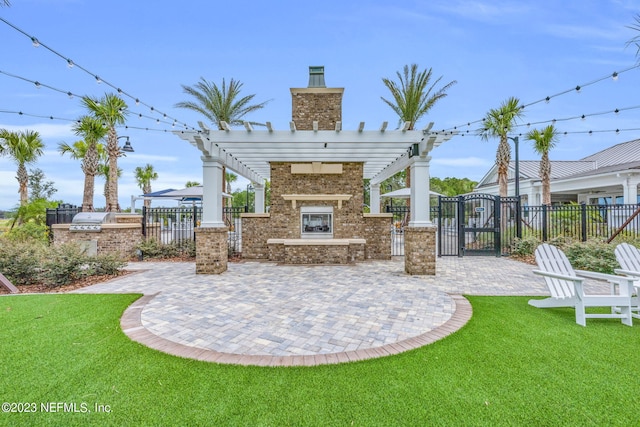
97 163 122 210
526 125 558 206
478 96 524 198
175 77 268 192
134 164 159 209
0 129 44 207
381 64 457 212
82 93 128 212
59 116 108 211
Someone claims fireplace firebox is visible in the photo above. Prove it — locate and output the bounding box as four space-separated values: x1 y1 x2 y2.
301 206 333 238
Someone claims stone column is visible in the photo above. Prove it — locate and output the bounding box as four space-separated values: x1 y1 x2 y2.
195 227 228 274
404 226 437 275
405 156 437 275
370 183 381 214
198 155 228 274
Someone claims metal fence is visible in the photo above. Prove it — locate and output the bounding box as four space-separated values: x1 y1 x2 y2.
141 206 245 255
522 203 640 242
385 205 439 256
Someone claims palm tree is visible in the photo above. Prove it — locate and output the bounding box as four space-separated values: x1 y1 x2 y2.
59 116 108 211
526 125 558 205
381 64 457 212
82 93 128 212
0 129 44 207
97 163 122 210
134 164 159 209
175 77 268 192
478 96 524 198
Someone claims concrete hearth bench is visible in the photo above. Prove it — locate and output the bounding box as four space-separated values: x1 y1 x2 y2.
267 238 366 264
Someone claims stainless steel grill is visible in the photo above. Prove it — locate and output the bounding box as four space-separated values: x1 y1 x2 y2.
69 212 117 232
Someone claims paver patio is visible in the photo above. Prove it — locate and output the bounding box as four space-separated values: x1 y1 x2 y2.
72 256 587 366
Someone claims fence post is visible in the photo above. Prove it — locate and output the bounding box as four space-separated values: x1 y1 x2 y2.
542 205 548 242
494 195 501 257
516 196 522 239
580 203 587 242
457 196 465 257
437 196 442 257
142 206 147 237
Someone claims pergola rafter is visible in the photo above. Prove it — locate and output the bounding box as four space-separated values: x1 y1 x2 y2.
172 121 456 228
174 121 455 183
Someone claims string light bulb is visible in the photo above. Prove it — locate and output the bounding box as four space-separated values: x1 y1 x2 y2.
34 81 41 88
575 85 581 93
612 71 619 81
95 75 102 84
66 59 74 68
31 37 39 47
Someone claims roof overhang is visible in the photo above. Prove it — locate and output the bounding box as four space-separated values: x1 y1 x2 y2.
173 121 456 183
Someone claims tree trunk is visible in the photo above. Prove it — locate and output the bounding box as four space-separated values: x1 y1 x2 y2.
541 152 551 205
106 127 120 211
16 164 28 207
496 135 511 198
143 184 151 209
82 142 99 212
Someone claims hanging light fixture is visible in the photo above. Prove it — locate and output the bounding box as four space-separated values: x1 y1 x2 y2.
118 136 134 153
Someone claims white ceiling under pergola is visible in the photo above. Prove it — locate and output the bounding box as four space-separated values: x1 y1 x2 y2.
173 121 456 184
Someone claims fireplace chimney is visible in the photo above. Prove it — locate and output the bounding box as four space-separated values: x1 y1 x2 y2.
290 66 344 130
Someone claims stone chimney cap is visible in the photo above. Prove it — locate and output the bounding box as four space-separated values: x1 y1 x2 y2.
308 66 326 88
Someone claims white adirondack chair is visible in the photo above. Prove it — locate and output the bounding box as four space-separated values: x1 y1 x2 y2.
530 244 635 326
614 243 640 319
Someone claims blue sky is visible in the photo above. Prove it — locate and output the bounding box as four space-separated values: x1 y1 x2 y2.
1 0 640 210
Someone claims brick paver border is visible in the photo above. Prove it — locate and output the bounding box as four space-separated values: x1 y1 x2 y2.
120 293 472 367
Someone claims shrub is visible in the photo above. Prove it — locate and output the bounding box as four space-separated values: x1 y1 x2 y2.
563 240 617 274
511 236 541 256
0 240 46 285
3 222 50 243
0 240 126 288
135 238 195 259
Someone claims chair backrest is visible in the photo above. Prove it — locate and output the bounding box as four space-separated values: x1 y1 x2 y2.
535 244 576 299
615 243 640 273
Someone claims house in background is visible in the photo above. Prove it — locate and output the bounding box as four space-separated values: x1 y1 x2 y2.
474 139 640 206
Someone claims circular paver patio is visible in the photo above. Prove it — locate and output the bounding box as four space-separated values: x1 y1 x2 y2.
73 257 543 366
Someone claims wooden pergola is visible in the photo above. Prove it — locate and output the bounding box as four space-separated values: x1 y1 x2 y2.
174 121 456 228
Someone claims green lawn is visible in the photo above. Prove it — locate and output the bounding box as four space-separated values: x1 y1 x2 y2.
1 294 638 426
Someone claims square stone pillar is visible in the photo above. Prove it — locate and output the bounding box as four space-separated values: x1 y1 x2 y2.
195 227 228 274
404 226 437 275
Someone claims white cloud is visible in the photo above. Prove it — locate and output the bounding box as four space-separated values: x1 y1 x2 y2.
0 123 74 139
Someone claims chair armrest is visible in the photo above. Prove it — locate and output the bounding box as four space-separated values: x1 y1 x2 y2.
575 270 638 284
533 270 584 283
614 269 640 279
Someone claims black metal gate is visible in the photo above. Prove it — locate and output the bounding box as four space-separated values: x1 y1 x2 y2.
438 194 520 257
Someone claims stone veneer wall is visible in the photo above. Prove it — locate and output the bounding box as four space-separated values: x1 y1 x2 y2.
52 222 143 257
195 227 228 274
241 214 271 259
404 226 437 275
290 88 343 130
362 214 392 260
269 162 365 240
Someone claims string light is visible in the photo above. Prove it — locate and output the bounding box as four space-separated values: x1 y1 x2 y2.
0 16 196 131
436 63 640 134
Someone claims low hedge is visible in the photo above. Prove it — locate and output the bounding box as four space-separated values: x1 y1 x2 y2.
0 240 126 287
511 236 640 273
